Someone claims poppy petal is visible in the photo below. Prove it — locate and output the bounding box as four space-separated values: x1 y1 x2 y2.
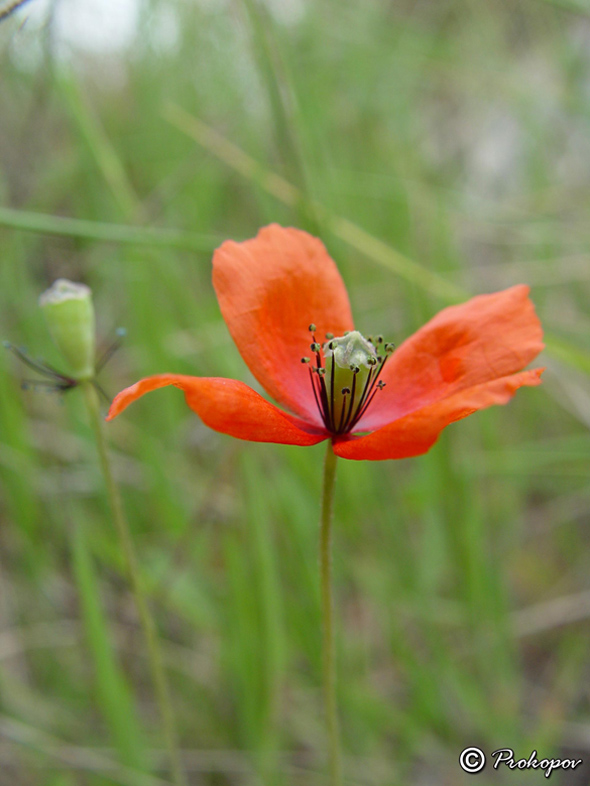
213 224 354 426
356 285 544 432
333 368 543 460
106 374 328 446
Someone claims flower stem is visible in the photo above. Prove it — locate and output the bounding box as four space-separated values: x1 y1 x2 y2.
81 381 187 786
319 442 342 786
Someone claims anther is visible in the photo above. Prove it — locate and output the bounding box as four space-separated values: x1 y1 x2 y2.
301 357 310 364
341 387 351 395
325 332 334 340
317 368 326 377
308 323 316 332
377 381 386 389
376 335 383 344
350 365 360 374
367 356 377 366
310 342 321 352
384 343 395 353
328 341 334 350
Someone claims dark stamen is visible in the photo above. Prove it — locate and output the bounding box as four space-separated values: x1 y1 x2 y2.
308 367 327 428
329 352 335 433
340 368 358 433
348 354 390 431
317 373 332 430
353 365 376 418
338 391 349 432
356 387 380 421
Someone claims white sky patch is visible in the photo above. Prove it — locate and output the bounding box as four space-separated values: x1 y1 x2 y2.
54 0 140 55
4 0 305 63
5 0 140 55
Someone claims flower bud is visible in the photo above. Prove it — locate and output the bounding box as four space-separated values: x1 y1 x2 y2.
39 279 96 379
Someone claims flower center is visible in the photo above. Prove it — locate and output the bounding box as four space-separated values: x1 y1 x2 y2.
302 325 394 435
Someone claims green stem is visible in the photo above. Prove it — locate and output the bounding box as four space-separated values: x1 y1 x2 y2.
81 382 187 786
319 442 342 786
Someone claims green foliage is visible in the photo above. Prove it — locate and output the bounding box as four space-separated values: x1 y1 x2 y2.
1 0 589 783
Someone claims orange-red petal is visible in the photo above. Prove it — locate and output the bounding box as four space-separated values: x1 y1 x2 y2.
106 374 328 446
334 368 543 460
356 285 544 432
213 224 354 426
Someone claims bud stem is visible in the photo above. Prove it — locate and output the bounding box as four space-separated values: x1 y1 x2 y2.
81 381 187 786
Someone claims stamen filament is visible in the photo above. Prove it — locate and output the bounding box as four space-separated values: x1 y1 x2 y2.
337 392 349 433
348 354 390 431
318 373 333 432
353 364 377 418
309 367 328 429
330 353 336 433
341 371 357 434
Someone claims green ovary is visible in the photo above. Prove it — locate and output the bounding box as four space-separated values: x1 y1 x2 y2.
323 331 378 430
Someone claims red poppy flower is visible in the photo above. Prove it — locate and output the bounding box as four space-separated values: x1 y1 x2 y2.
106 225 544 460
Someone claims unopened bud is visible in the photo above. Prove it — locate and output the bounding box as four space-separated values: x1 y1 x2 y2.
39 279 95 380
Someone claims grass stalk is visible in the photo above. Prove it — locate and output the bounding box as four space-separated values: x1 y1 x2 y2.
0 206 220 252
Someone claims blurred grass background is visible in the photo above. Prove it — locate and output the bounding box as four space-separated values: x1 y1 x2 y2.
1 0 590 783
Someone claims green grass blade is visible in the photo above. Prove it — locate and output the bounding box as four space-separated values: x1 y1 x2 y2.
0 207 220 251
58 76 139 220
164 104 466 302
71 517 147 772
